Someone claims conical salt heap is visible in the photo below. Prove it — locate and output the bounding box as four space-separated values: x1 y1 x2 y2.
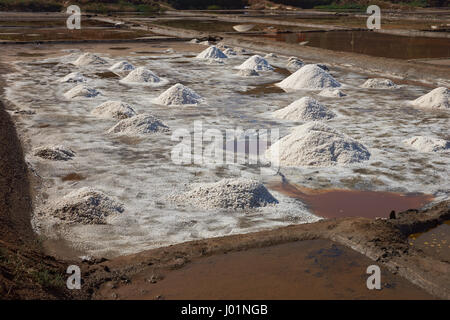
273 97 336 122
155 83 202 106
266 121 370 167
91 101 137 120
277 64 341 90
196 45 227 59
236 55 273 71
410 87 449 110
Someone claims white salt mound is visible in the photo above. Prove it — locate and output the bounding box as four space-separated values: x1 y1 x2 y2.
33 145 75 161
273 97 335 122
196 46 227 59
265 53 277 58
172 178 279 210
59 72 87 83
266 121 370 167
72 52 107 66
277 64 341 90
238 69 260 77
403 136 449 153
287 58 304 70
410 87 449 110
189 38 200 44
361 78 397 89
107 113 169 135
109 60 135 75
91 101 137 120
199 40 212 46
120 67 161 84
319 88 347 98
223 48 237 56
236 55 273 71
155 83 202 106
64 84 101 99
42 187 124 224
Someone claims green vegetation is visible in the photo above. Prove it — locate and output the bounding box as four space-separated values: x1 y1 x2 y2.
32 267 65 288
0 0 63 12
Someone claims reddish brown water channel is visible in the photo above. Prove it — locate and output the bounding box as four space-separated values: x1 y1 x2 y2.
258 31 450 60
269 181 433 219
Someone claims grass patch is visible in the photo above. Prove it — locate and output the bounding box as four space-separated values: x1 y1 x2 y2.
32 267 65 288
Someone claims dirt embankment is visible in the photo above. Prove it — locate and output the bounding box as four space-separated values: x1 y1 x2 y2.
0 64 85 300
82 200 450 300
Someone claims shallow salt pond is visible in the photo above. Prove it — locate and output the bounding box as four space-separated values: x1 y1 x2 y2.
4 43 449 257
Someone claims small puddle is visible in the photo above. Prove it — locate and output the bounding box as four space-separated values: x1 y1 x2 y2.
409 221 450 261
61 172 85 182
109 47 130 50
95 71 119 79
239 82 284 96
268 181 433 219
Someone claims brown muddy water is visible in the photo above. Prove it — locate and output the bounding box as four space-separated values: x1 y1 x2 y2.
109 239 433 299
269 182 433 219
409 221 450 261
258 31 450 60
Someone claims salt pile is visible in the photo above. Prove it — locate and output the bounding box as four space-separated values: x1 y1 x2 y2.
223 48 237 56
58 72 87 83
238 69 260 77
189 38 200 44
107 114 169 135
287 58 304 70
120 67 161 84
273 97 336 121
276 64 341 90
403 136 449 153
196 46 227 59
109 60 135 75
199 40 213 46
172 178 279 210
265 53 277 58
72 52 107 66
266 121 370 167
91 101 137 120
64 84 101 99
319 88 347 98
155 83 202 106
361 78 397 89
236 55 273 71
40 187 124 224
410 87 449 110
33 145 75 161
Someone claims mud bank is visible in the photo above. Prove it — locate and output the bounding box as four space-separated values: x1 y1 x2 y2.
83 201 450 300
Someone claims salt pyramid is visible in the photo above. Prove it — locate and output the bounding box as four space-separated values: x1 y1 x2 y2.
72 52 107 66
403 136 449 153
236 55 273 71
410 87 449 110
287 58 304 70
273 97 336 122
265 121 370 167
33 145 75 161
107 114 169 135
196 46 227 59
276 64 341 90
172 178 279 210
91 101 137 120
319 88 346 98
120 67 161 84
223 48 237 56
361 78 397 89
41 187 124 224
59 72 87 83
64 84 101 99
155 83 202 106
109 60 135 75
